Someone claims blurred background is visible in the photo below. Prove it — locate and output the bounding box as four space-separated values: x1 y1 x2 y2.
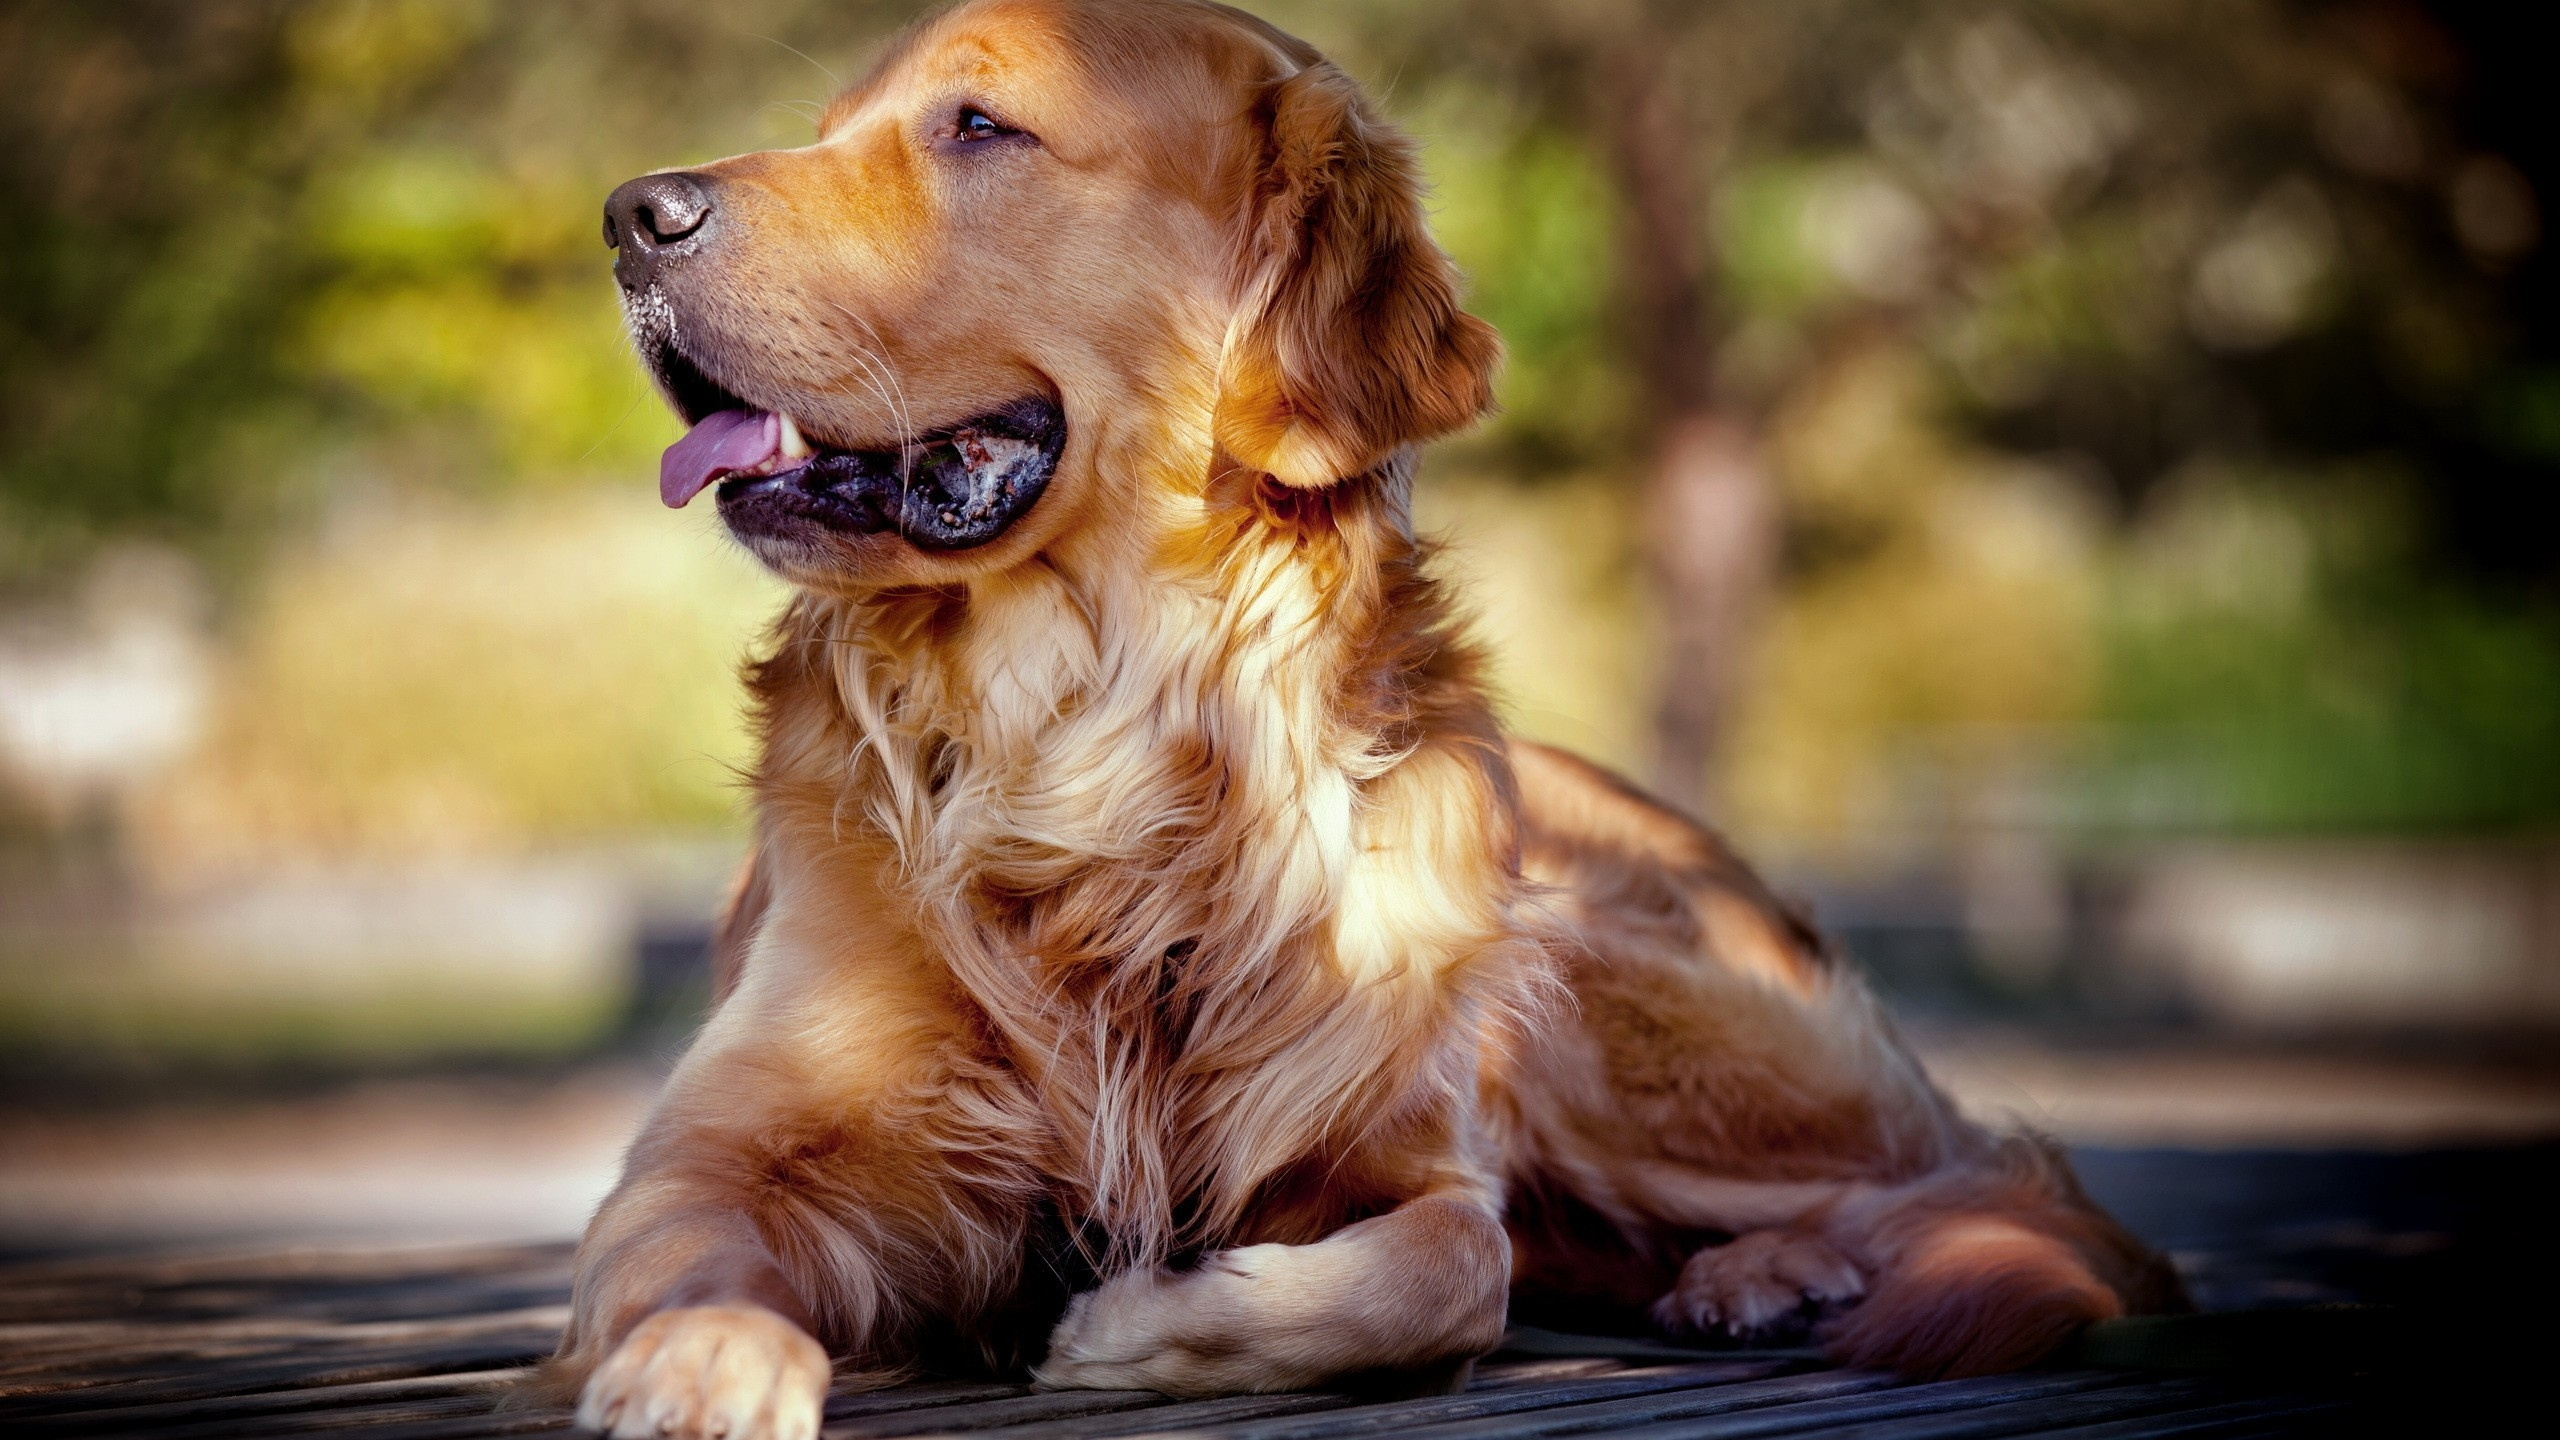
0 0 2553 1316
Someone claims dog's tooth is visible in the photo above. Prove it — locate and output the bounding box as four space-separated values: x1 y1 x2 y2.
778 412 813 459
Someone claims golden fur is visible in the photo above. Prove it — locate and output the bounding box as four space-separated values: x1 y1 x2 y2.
550 4 2181 1436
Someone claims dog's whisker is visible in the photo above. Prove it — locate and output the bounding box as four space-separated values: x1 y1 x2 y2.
834 307 926 508
754 33 842 91
826 300 918 447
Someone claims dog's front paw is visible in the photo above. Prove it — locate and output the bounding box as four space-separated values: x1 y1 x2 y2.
576 1304 828 1440
1034 1247 1280 1395
1654 1230 1865 1338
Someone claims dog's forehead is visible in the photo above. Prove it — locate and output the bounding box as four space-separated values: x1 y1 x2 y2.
820 17 1067 135
820 0 1285 141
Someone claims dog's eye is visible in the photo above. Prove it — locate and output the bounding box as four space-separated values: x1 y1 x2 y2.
955 106 1014 142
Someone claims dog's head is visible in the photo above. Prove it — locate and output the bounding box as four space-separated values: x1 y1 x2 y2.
605 0 1496 592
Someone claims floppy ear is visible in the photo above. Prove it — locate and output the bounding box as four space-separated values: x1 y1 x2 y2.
1214 62 1500 488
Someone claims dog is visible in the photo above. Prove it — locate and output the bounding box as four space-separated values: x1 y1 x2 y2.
551 2 2183 1435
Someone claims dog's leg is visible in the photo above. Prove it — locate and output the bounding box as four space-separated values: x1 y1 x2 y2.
1654 1227 1868 1337
548 1183 832 1440
546 1088 1028 1440
541 836 1048 1437
544 1021 1027 1434
1610 1163 1872 1343
1634 1141 2182 1374
1034 1190 1510 1397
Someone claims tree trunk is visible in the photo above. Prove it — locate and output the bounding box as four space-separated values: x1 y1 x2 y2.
1645 412 1776 818
1595 35 1782 819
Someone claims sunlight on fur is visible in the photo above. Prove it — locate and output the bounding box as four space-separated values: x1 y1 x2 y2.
544 3 2184 1436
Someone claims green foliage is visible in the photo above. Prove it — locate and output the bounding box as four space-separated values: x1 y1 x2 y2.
151 493 781 858
1 4 312 584
2099 469 2560 831
2 0 2556 842
1367 0 2560 836
1413 105 1630 470
1713 161 1851 323
0 0 905 592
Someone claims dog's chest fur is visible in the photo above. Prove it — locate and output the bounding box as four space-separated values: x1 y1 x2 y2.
750 498 1536 1266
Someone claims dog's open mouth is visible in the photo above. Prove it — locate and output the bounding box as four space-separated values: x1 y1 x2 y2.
652 351 1063 552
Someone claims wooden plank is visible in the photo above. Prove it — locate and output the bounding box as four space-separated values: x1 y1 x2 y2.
11 1366 527 1437
1 1303 570 1349
0 1279 575 1339
1101 1363 1800 1440
71 1391 509 1439
1977 1396 2344 1440
924 1391 1352 1440
0 1305 569 1384
0 1322 555 1404
0 1327 1612 1425
1600 1377 2218 1440
0 1329 560 1416
0 1241 2362 1440
39 1357 1684 1439
827 1389 1172 1437
1494 1332 1824 1368
3 1337 329 1389
1428 1372 2140 1440
1469 1360 1632 1387
827 1382 1035 1419
1264 1370 1918 1440
245 1409 580 1440
0 1243 574 1324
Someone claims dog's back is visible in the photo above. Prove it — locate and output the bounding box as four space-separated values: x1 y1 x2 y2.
1500 740 2186 1373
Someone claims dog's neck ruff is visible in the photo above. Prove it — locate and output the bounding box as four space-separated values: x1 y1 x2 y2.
768 456 1534 1266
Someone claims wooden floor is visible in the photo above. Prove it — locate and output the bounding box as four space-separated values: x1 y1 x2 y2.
0 1242 2346 1439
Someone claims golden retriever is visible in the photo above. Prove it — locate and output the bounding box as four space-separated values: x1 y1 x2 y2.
551 2 2182 1435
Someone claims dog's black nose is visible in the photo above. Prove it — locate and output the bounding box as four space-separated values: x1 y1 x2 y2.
604 172 715 289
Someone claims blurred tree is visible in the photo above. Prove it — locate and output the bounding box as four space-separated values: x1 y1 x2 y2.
0 0 910 594
1 1 338 587
1339 0 1841 813
3 0 2555 841
1338 0 2559 826
0 0 910 865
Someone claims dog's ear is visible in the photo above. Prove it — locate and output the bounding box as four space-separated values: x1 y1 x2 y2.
1214 63 1500 488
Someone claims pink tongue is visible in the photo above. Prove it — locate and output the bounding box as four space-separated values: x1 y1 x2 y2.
660 409 781 508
